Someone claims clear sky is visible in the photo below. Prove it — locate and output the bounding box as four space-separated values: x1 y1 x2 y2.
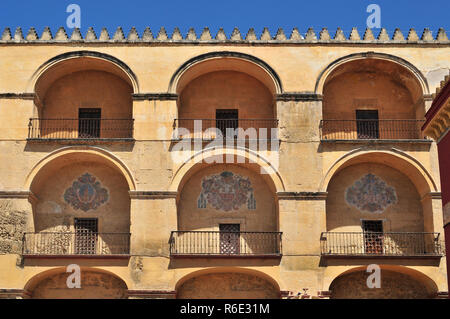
0 0 449 38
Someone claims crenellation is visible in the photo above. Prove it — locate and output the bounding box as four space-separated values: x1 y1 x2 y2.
13 27 24 42
348 28 361 41
1 28 12 41
362 28 375 41
142 27 154 42
157 27 168 41
407 28 420 42
85 27 97 42
40 26 52 41
70 28 83 41
436 28 449 42
186 28 197 41
230 27 242 41
245 28 257 41
289 27 303 41
421 28 434 42
127 27 140 42
199 27 212 41
260 27 271 41
26 27 38 41
99 28 110 41
274 28 287 41
392 28 405 42
0 26 447 44
333 28 346 41
319 28 331 41
54 27 68 42
171 27 182 41
377 28 390 42
215 28 227 41
113 27 125 42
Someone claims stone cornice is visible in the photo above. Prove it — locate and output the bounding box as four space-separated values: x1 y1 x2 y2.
423 72 450 140
421 192 442 201
132 93 178 101
276 93 323 102
0 190 37 204
277 192 328 200
1 27 449 45
0 93 35 100
129 191 178 199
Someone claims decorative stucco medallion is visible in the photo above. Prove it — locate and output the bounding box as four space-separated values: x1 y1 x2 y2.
64 173 108 211
345 173 397 213
198 171 255 211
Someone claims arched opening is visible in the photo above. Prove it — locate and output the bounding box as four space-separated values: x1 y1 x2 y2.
30 52 135 140
25 267 128 299
320 55 427 140
172 53 280 141
322 151 441 257
329 266 438 299
24 150 131 257
171 159 281 257
176 268 280 299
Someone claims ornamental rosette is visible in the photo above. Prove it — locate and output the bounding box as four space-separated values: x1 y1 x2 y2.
198 171 255 212
345 173 397 213
64 173 108 212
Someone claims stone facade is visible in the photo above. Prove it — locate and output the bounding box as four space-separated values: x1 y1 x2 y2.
0 26 449 299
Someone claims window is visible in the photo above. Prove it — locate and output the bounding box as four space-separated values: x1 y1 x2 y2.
74 218 98 255
356 110 379 139
362 220 383 254
219 224 240 254
78 108 101 138
216 109 238 138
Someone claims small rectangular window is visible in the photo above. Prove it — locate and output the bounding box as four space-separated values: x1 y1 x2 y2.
356 110 379 139
362 220 383 254
219 223 240 254
216 109 238 137
74 218 98 255
78 108 101 138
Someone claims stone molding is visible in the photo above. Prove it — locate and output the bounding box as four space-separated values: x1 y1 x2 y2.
132 93 178 101
276 93 322 101
129 191 178 199
277 192 328 200
1 27 449 45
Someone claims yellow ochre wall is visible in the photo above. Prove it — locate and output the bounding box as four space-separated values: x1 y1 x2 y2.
0 40 449 299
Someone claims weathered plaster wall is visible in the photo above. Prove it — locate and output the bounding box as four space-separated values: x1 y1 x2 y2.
177 272 279 299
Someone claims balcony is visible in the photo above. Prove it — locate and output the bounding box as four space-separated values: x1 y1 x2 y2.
22 232 131 258
173 119 278 140
169 231 282 257
320 119 427 141
320 232 444 258
27 118 134 140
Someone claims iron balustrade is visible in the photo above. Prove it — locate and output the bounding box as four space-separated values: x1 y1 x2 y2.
173 119 279 140
22 232 131 256
320 119 426 140
27 118 134 139
320 232 443 257
169 231 282 256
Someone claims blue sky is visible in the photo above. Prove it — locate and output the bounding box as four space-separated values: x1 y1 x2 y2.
0 0 449 38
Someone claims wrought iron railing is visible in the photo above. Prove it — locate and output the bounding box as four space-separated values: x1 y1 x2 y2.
173 119 279 140
320 232 443 257
320 119 426 140
169 231 282 256
27 118 134 139
22 232 131 256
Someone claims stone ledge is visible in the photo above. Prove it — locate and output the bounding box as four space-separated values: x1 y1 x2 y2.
277 192 328 200
129 191 178 199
